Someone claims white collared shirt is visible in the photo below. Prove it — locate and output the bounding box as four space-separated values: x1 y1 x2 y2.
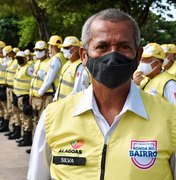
27 81 148 180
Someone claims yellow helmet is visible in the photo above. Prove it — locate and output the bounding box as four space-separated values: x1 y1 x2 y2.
3 45 13 56
48 35 63 46
13 47 20 53
167 44 176 54
60 36 81 48
142 43 165 60
34 40 47 50
0 41 6 48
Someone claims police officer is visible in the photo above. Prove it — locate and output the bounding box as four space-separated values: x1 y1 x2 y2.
0 45 12 132
134 42 176 105
30 40 53 125
13 51 33 146
161 44 176 76
4 47 20 137
53 36 90 101
0 41 6 128
38 35 66 100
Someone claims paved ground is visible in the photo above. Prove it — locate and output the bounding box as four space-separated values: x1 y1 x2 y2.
0 132 30 180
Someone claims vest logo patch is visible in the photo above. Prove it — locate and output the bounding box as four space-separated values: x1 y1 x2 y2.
71 140 84 149
129 140 157 169
58 140 84 155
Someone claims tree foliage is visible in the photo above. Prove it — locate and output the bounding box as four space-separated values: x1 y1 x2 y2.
0 0 175 48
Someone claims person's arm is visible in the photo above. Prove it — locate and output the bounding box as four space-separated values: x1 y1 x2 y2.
81 68 90 91
163 80 176 105
26 66 34 77
0 57 8 71
38 57 62 96
27 110 51 180
68 64 84 96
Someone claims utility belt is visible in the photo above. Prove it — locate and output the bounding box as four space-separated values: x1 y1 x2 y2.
17 94 29 99
44 92 54 97
6 85 13 89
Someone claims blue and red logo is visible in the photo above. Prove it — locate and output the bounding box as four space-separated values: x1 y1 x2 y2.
129 140 157 169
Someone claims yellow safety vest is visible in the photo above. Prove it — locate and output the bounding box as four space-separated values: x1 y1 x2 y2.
13 63 32 96
0 58 7 85
45 90 176 180
143 71 176 97
30 58 51 97
167 61 176 76
50 52 67 94
58 59 82 99
6 59 18 87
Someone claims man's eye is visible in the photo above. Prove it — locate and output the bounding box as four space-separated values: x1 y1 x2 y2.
121 45 131 50
96 45 108 51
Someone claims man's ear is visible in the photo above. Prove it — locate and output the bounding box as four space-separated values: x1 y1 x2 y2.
137 46 143 62
79 47 88 67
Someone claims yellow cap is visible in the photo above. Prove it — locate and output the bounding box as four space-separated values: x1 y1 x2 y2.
3 45 13 56
142 43 165 60
167 44 176 54
48 35 63 46
13 47 20 53
16 51 25 57
24 49 31 56
34 40 47 50
0 41 6 48
60 36 80 47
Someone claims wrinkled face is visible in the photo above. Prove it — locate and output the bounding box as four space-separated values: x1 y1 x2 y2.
81 19 139 64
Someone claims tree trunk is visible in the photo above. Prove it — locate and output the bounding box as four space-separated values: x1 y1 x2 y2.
28 0 49 41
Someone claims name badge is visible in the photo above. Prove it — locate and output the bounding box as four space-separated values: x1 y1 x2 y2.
53 156 86 166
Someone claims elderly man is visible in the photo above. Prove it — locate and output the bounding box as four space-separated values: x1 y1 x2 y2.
28 9 176 180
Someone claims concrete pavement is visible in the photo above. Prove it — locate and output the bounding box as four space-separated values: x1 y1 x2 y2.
0 132 30 180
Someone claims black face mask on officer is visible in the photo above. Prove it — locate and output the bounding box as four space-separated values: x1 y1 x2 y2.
17 57 25 65
86 51 138 89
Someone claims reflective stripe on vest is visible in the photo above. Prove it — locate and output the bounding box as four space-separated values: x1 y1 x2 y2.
58 59 81 99
6 59 18 86
13 64 32 96
30 58 51 97
144 71 176 96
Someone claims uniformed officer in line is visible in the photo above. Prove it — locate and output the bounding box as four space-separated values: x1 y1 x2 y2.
29 40 53 125
38 35 66 101
161 44 176 76
0 41 6 128
24 49 35 67
28 8 176 180
53 36 90 101
26 36 66 154
4 47 20 137
133 42 176 105
13 51 34 146
0 45 12 132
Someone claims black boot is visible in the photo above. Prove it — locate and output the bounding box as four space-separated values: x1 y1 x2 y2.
0 117 4 128
4 123 15 136
18 131 32 147
26 149 31 154
8 126 21 140
16 136 24 143
0 120 9 132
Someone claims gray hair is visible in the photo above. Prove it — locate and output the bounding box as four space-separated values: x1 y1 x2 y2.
81 8 141 50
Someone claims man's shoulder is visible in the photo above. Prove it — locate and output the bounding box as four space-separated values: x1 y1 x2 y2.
140 89 176 110
47 91 83 111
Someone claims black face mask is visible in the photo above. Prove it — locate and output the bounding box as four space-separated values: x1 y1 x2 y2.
17 57 25 65
86 51 138 89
